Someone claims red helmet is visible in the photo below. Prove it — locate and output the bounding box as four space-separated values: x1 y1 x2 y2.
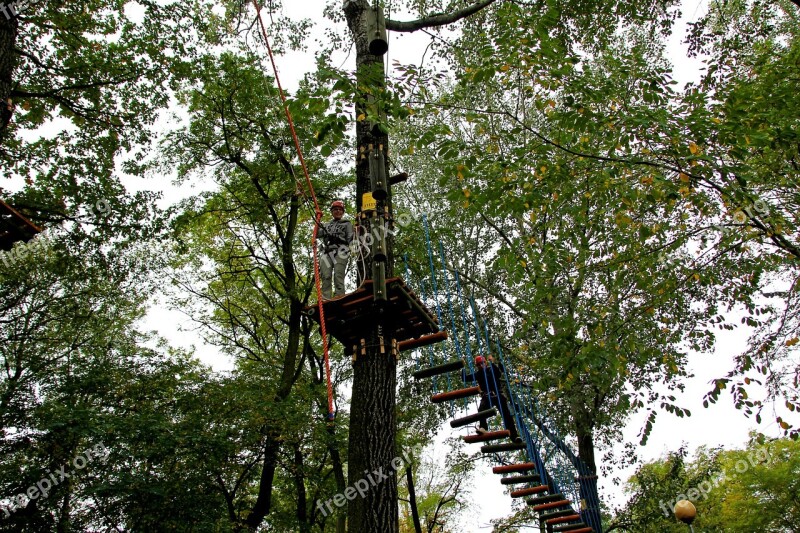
474 356 486 365
330 200 345 210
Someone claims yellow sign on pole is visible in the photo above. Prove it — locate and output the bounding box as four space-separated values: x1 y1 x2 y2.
362 192 376 211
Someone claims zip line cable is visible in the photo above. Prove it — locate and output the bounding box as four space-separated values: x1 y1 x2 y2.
251 0 334 419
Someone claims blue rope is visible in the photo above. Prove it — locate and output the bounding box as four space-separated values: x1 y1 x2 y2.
453 270 476 412
419 277 439 393
402 253 422 373
435 242 459 417
468 297 485 359
422 216 446 341
435 241 464 362
496 340 525 443
481 308 493 359
453 271 475 363
422 216 447 393
416 218 598 521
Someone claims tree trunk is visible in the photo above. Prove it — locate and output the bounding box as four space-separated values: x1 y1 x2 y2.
0 3 18 140
245 193 305 530
405 466 423 533
329 424 348 533
343 1 398 532
575 422 602 533
244 439 279 530
55 477 71 533
293 444 311 533
347 349 398 531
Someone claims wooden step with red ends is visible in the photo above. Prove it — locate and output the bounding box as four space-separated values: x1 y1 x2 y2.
431 386 480 403
552 523 591 533
501 473 541 485
532 499 572 512
462 430 510 443
510 485 548 498
492 462 537 474
450 408 497 428
481 442 526 453
402 331 449 354
525 493 564 505
544 512 581 525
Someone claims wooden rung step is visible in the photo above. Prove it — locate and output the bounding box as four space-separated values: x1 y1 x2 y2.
401 331 448 353
501 474 540 485
389 172 408 185
481 442 526 453
525 493 564 505
560 529 592 533
412 356 461 379
492 462 536 474
532 499 571 512
510 485 548 498
450 408 497 428
544 511 581 524
552 523 590 532
431 386 480 403
462 430 510 443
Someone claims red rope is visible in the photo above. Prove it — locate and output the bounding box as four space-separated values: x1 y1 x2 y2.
251 0 335 419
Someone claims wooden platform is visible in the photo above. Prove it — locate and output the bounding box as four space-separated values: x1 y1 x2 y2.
304 277 440 350
0 199 41 251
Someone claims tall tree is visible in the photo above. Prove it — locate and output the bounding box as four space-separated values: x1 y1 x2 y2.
383 0 777 528
1 0 218 249
0 231 236 531
340 1 499 530
162 44 354 530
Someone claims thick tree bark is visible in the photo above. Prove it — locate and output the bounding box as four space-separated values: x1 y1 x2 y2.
293 444 311 533
341 1 496 530
347 349 398 531
575 419 602 533
343 2 398 532
0 5 18 140
405 466 423 533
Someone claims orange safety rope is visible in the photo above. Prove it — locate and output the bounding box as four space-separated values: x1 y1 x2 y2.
251 0 335 420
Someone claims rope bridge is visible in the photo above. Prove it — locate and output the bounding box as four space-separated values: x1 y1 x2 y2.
402 214 602 533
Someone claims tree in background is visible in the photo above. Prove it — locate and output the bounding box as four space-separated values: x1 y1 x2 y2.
385 0 800 525
1 0 225 247
161 37 356 528
0 231 244 531
613 433 799 532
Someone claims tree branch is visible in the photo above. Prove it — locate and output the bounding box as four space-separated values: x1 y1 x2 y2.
385 0 499 32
